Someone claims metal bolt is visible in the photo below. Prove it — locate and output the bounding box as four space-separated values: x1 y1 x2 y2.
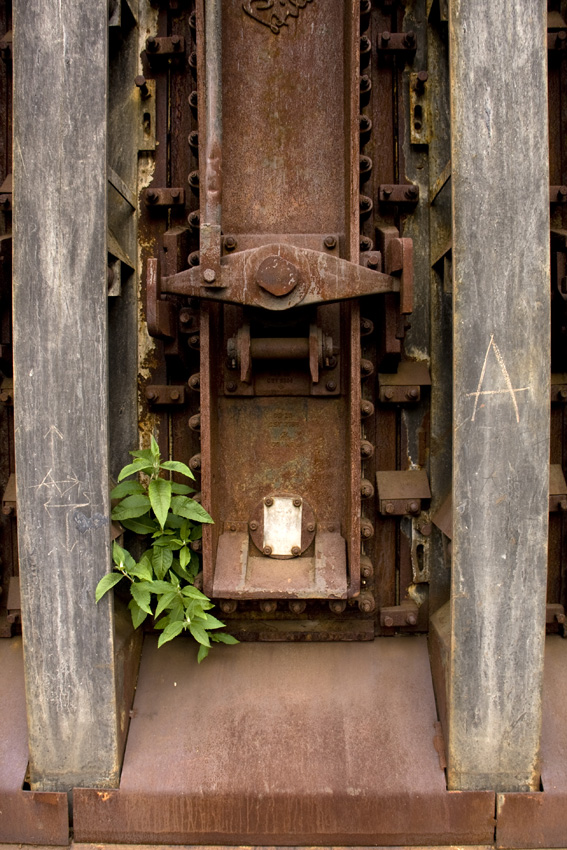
360 317 373 334
359 155 372 175
361 522 374 539
188 252 200 267
289 600 306 615
189 454 201 471
189 91 199 109
189 334 200 347
385 502 395 514
188 414 201 431
293 497 302 507
307 522 315 532
291 546 301 557
2 505 13 516
249 520 258 531
560 388 567 401
146 388 157 401
171 34 181 50
263 546 273 556
229 523 237 532
189 10 197 29
366 252 380 269
146 35 158 52
418 522 432 537
415 70 428 93
170 389 180 401
324 235 337 249
188 374 200 391
359 236 372 252
134 75 149 98
406 613 418 626
188 210 200 229
407 501 420 515
146 189 158 205
260 600 277 613
403 30 416 48
360 0 371 13
361 359 373 375
265 497 273 507
560 499 567 513
360 35 371 53
327 524 335 532
405 185 419 201
226 381 237 393
381 31 391 45
180 309 192 324
326 380 337 391
359 195 373 213
188 130 199 150
224 235 237 251
220 600 237 614
359 74 371 94
384 615 394 627
189 51 198 69
329 600 347 614
406 388 419 400
358 594 375 614
384 387 394 400
0 392 10 404
359 115 372 132
361 400 374 417
188 170 200 188
361 481 374 498
190 538 202 552
203 268 216 283
360 441 374 458
382 185 393 197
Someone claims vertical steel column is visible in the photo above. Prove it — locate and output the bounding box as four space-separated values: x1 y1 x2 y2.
448 1 550 791
13 0 121 789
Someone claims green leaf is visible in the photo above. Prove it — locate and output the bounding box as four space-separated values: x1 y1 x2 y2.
111 494 151 521
117 457 154 482
190 525 203 540
181 585 210 601
179 546 191 569
165 513 184 530
211 632 239 645
128 599 148 629
160 460 195 480
158 620 185 647
150 435 161 463
129 447 154 462
154 615 169 630
171 482 196 495
155 590 179 618
120 515 159 535
201 613 226 630
128 560 153 581
171 561 193 583
95 571 123 602
170 496 214 524
149 477 172 529
197 644 210 663
110 480 146 499
112 541 136 571
152 546 173 580
130 582 153 614
145 579 176 594
189 623 210 647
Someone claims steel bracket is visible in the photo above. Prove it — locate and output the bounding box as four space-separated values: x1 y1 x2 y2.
376 469 431 517
145 385 187 406
379 183 419 204
377 30 417 56
145 187 185 208
380 598 419 628
378 361 431 404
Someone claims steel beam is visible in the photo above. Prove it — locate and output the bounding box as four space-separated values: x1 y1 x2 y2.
13 0 122 789
448 1 550 790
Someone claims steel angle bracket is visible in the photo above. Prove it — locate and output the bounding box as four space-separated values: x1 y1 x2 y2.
159 243 399 310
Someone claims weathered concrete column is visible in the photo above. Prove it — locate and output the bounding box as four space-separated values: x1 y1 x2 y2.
13 0 122 789
448 1 549 791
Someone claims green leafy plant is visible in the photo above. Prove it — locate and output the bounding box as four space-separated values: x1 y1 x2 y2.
96 436 238 662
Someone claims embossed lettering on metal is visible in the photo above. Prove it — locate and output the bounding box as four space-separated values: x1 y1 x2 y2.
242 0 314 35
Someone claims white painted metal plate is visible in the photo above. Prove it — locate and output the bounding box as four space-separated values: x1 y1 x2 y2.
263 496 303 557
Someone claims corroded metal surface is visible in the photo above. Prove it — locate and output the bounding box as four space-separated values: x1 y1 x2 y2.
73 635 495 845
0 639 68 843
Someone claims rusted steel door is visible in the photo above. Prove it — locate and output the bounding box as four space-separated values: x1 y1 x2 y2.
142 0 431 641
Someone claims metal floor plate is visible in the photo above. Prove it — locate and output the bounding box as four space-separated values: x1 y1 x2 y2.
74 635 494 844
0 638 68 845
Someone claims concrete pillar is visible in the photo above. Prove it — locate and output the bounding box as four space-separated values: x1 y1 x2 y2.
448 0 550 791
13 0 122 790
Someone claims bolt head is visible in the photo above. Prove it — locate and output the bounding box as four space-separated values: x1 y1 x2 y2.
406 613 417 626
264 497 274 507
249 520 258 531
326 380 337 391
560 389 567 400
224 236 237 250
226 381 237 392
361 524 373 538
324 235 337 249
293 498 302 507
291 546 301 557
188 374 200 390
381 31 391 42
179 309 192 324
406 388 419 400
307 522 315 532
385 502 395 514
146 190 158 204
263 545 272 556
229 523 237 532
146 389 157 401
384 388 394 400
384 615 394 627
361 484 373 498
408 501 420 514
405 185 419 199
382 185 393 197
203 268 216 283
170 389 180 400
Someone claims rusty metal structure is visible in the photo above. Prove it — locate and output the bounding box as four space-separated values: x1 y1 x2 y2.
0 0 566 846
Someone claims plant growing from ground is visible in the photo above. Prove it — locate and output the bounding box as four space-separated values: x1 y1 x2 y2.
96 436 238 662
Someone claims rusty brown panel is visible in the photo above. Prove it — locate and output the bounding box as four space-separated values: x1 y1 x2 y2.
168 4 195 233
0 639 68 843
221 0 345 236
496 791 567 849
73 635 495 845
549 51 563 185
373 402 398 630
